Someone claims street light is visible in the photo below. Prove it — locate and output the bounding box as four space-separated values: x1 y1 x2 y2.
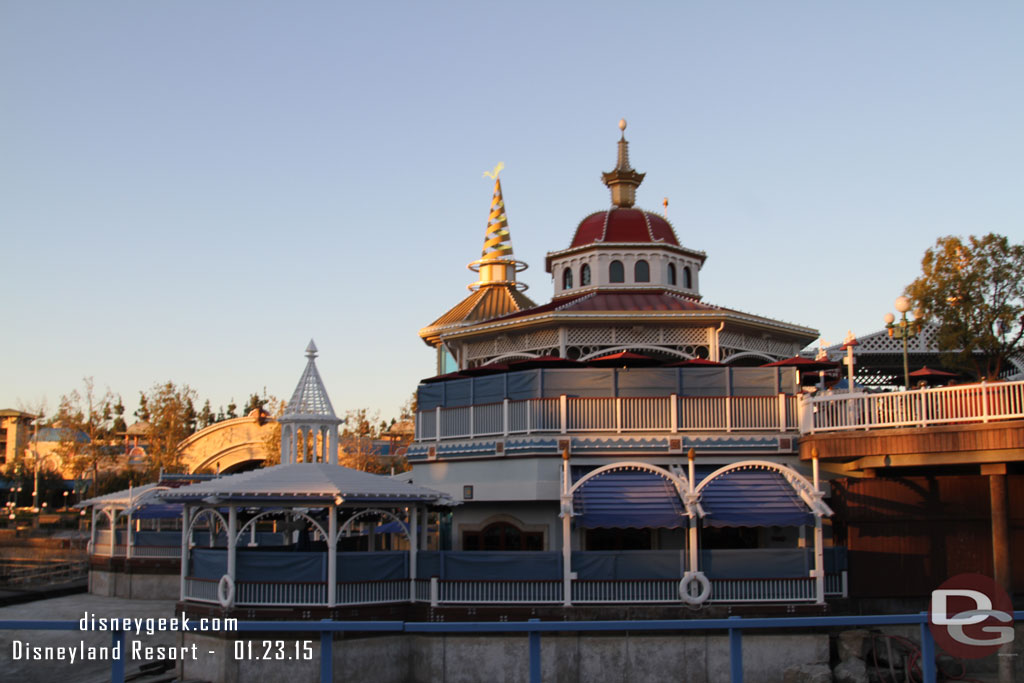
885 296 925 390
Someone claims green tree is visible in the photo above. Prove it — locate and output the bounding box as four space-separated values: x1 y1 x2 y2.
54 378 116 486
197 400 215 429
907 233 1024 379
141 381 199 473
243 393 267 416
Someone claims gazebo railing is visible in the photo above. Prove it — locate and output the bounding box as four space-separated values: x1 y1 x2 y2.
418 394 798 442
181 573 847 607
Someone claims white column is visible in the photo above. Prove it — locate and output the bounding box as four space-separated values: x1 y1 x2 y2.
125 509 133 559
409 505 418 601
327 504 337 607
688 449 698 574
109 511 116 556
90 507 97 551
330 424 339 465
179 504 190 601
560 450 572 606
227 505 237 588
812 454 825 604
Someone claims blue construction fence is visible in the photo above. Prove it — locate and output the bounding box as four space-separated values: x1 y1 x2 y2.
188 547 847 582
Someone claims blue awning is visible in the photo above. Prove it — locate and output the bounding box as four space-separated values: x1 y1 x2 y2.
698 468 812 528
573 470 686 529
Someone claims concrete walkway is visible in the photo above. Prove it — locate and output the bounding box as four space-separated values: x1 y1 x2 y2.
0 593 182 683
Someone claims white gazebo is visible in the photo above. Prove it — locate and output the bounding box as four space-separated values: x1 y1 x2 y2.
161 462 451 608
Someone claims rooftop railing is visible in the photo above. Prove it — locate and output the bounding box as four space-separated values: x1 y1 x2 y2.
802 379 1024 434
416 394 800 442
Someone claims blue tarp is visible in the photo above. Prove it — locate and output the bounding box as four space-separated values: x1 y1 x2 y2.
572 550 681 579
418 367 797 409
337 552 407 581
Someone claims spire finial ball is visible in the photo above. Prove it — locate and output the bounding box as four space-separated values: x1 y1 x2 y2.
618 119 627 132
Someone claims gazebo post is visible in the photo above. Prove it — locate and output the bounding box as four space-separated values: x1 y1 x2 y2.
688 449 698 574
409 505 418 602
227 505 237 599
90 506 97 551
180 503 190 601
560 448 572 607
327 503 337 607
812 452 825 604
126 508 133 559
108 510 116 557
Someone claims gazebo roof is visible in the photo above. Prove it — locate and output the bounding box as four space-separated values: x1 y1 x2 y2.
77 483 164 509
159 463 452 505
281 340 339 421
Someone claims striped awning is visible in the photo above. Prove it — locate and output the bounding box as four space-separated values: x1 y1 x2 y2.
698 468 813 528
572 470 686 529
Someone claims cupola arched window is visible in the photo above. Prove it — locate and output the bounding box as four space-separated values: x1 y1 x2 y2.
634 260 650 283
683 266 693 289
668 263 677 285
609 260 625 283
581 264 591 286
563 267 573 290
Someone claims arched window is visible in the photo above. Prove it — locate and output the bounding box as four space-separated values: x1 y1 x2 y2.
580 263 591 286
562 267 573 290
683 266 693 289
609 260 625 283
667 263 677 285
634 260 650 282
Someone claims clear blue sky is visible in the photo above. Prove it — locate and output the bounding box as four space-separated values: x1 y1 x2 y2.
3 2 1022 422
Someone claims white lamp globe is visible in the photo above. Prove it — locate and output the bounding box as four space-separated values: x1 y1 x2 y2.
883 312 895 325
894 296 911 313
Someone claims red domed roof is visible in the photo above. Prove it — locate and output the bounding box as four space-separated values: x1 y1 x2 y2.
570 208 680 248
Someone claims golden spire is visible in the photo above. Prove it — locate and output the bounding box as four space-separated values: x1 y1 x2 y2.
602 119 646 208
468 163 528 291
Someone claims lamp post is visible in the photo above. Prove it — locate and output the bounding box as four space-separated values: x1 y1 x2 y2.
884 296 925 390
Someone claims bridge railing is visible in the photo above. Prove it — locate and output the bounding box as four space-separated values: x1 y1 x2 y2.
1 610 982 683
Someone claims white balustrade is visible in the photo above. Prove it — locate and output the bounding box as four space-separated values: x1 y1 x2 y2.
621 397 673 431
179 574 845 607
567 398 616 431
234 581 327 606
130 545 182 559
806 380 1024 434
573 580 679 603
438 580 563 604
184 577 220 603
708 577 816 603
335 579 409 605
420 394 803 442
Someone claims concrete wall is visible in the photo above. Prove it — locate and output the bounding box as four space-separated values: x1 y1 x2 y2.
89 569 179 600
180 631 828 683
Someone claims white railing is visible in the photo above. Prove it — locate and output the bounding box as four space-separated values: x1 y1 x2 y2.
438 580 563 604
804 380 1024 434
825 571 848 597
419 394 798 442
184 577 220 603
335 579 409 605
179 573 846 607
130 545 182 559
709 577 816 603
573 579 679 603
235 581 326 606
